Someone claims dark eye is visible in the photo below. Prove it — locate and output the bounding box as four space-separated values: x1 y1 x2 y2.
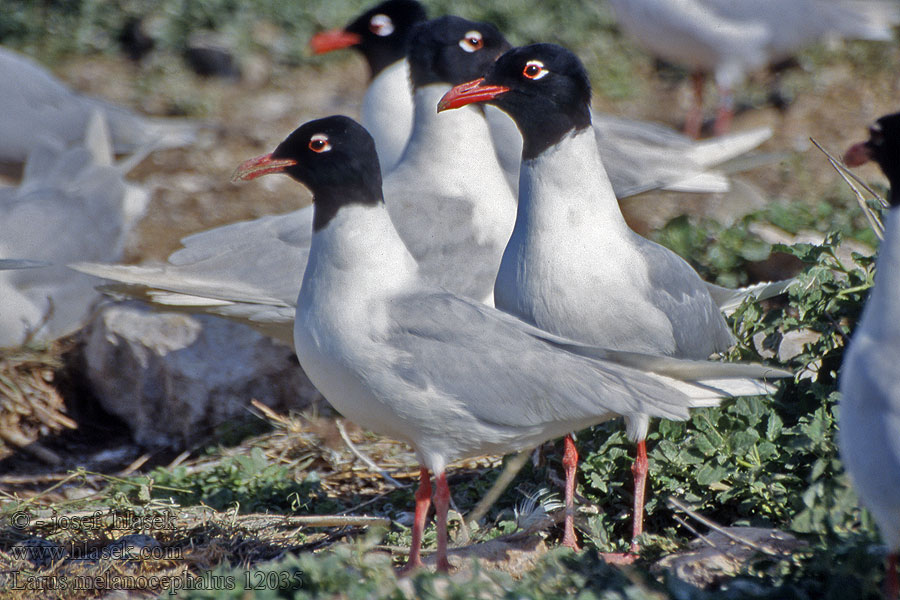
309 134 332 153
459 31 483 53
369 14 394 36
522 60 548 80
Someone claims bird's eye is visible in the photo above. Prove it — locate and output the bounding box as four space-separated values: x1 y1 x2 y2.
522 60 548 80
459 31 483 53
309 134 332 153
369 14 394 36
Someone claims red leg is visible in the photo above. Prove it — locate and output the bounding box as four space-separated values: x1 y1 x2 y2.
561 434 581 551
630 440 649 554
886 553 899 599
397 467 431 576
599 440 646 565
434 472 452 573
684 71 705 139
713 87 734 136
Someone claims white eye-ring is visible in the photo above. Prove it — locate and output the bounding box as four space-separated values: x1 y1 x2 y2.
459 30 483 53
309 134 332 153
522 59 548 80
369 14 395 37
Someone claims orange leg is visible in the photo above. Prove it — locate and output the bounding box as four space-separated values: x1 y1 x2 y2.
561 434 581 551
886 553 899 599
397 467 431 576
630 440 649 554
684 71 705 139
434 472 452 573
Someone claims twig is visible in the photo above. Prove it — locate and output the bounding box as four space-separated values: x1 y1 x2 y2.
118 453 152 477
335 419 407 489
810 137 885 239
671 513 717 548
239 514 390 529
465 449 531 526
667 497 791 557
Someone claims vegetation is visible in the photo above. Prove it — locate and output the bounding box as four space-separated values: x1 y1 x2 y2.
0 0 896 598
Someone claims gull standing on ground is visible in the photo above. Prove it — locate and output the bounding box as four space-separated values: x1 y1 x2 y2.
439 43 786 555
606 0 900 138
839 112 900 599
232 114 789 573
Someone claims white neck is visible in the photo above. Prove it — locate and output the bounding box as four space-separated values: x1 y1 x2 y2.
858 207 900 341
299 202 418 313
516 127 628 234
397 84 502 172
362 60 413 174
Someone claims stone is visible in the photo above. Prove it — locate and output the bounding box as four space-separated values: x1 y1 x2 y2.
654 526 805 588
83 302 320 448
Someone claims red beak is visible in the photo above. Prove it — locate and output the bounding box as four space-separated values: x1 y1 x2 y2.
437 78 510 112
232 153 297 182
309 29 363 54
843 142 872 167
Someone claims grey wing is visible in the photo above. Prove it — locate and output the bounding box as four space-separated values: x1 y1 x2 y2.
71 208 311 345
593 114 771 197
384 292 704 428
637 237 735 357
706 0 899 55
387 193 500 304
0 47 198 163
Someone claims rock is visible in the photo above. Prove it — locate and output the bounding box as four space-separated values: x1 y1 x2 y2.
654 526 805 588
184 32 240 79
83 302 320 448
422 534 549 577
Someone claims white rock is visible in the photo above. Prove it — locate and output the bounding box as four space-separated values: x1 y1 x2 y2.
83 302 320 448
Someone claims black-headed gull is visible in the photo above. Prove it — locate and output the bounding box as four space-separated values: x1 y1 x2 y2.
0 46 200 165
310 0 426 173
839 112 900 599
311 0 774 196
232 114 788 573
606 0 900 138
439 43 788 554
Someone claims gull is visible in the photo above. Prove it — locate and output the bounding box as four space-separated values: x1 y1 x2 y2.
310 0 426 173
74 14 517 326
839 111 900 599
606 0 900 137
438 42 790 555
232 114 788 573
73 15 780 337
0 46 200 166
1 111 149 347
310 0 774 196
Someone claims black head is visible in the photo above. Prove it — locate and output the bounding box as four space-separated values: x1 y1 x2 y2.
406 16 510 89
310 0 427 77
845 112 900 205
233 116 383 231
438 43 592 159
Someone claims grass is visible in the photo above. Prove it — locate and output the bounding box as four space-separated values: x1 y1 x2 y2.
1 0 898 598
